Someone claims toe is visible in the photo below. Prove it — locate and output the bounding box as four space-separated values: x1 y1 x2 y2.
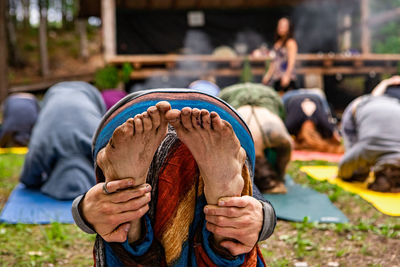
156 101 172 113
192 108 201 129
142 111 153 132
181 107 193 130
165 109 183 130
134 114 144 134
201 109 211 130
147 106 161 129
210 112 223 131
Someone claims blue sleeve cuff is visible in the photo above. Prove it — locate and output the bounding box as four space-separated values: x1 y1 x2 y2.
201 223 245 267
121 215 154 257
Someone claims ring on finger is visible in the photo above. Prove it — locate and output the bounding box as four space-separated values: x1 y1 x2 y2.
103 181 111 195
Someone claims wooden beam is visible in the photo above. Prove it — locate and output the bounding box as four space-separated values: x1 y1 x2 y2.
107 53 400 66
102 0 116 61
361 0 371 54
128 66 397 79
0 0 8 102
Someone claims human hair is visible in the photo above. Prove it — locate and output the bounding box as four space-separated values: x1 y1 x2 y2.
274 17 295 48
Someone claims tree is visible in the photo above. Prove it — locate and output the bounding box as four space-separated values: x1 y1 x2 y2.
38 0 49 77
7 0 25 67
0 0 9 102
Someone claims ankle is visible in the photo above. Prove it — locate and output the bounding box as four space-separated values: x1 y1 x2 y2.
204 174 244 205
127 219 142 243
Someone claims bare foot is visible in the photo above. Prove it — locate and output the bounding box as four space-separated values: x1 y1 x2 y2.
97 101 171 184
96 101 170 242
165 107 246 205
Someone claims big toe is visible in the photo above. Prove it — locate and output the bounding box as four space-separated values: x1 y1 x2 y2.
156 101 172 113
166 109 182 129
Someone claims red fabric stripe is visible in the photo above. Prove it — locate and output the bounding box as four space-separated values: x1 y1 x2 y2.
154 141 199 239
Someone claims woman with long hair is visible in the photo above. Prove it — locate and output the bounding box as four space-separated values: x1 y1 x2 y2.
262 17 298 93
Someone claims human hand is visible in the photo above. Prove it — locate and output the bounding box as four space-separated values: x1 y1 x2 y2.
204 196 263 256
80 179 152 242
262 74 270 85
280 74 290 87
386 75 400 86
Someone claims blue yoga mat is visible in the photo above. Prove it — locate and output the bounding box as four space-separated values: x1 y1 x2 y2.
0 183 74 224
263 175 348 223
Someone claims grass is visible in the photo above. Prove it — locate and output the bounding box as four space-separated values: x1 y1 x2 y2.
0 155 399 266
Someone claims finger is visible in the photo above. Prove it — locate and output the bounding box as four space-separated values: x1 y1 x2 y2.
219 240 253 256
103 178 135 193
117 204 150 223
205 214 241 228
110 184 151 203
206 222 238 240
204 205 241 217
114 192 151 213
102 223 130 243
218 196 250 208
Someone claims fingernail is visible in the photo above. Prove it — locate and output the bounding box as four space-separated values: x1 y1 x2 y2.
218 200 225 206
128 179 133 186
204 207 208 214
145 184 151 191
123 224 130 232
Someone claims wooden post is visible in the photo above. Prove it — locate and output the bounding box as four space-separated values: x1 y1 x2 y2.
361 0 371 54
102 0 117 62
342 14 352 52
77 19 89 61
39 0 50 77
0 0 8 102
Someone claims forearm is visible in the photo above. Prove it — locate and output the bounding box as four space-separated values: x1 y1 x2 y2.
371 80 389 96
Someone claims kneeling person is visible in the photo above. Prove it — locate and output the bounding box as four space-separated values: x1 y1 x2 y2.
20 82 106 199
220 83 292 193
339 77 400 192
282 89 342 153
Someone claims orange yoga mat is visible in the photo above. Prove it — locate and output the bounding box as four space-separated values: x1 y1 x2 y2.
292 150 343 163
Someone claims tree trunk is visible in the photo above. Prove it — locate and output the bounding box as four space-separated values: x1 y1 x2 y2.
0 0 9 102
7 0 25 67
39 0 49 77
77 19 89 61
22 0 30 29
61 0 67 28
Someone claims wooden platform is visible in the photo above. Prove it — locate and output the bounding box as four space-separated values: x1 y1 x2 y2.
108 53 400 79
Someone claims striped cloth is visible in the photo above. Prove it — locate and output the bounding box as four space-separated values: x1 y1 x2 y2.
92 89 266 266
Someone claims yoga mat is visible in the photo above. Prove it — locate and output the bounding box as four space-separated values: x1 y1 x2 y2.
0 183 73 224
263 175 348 223
292 150 342 163
0 147 28 155
301 166 400 216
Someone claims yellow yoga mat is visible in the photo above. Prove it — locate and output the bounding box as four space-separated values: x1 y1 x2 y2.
300 166 400 216
0 147 28 155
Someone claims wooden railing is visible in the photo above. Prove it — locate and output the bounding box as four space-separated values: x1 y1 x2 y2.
107 53 400 79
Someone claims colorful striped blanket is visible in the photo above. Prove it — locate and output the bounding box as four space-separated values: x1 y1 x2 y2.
92 89 266 266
